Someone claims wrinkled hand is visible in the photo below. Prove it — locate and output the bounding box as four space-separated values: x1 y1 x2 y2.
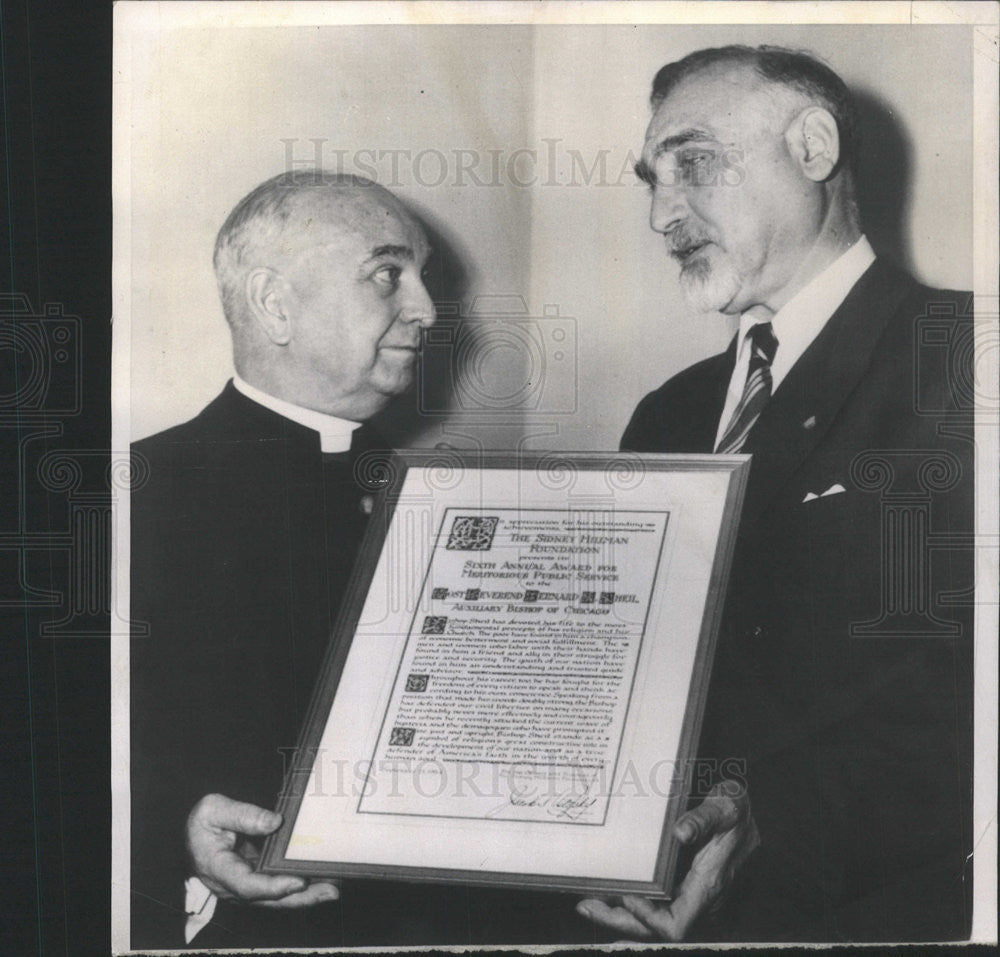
186 793 340 908
576 779 759 941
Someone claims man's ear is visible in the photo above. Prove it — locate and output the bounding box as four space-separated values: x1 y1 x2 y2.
785 106 840 182
245 268 292 346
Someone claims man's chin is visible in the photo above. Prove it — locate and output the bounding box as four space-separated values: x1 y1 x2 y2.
373 366 417 399
679 285 732 315
679 267 741 315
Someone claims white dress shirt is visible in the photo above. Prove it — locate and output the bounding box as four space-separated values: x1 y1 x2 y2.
184 377 360 942
714 236 876 450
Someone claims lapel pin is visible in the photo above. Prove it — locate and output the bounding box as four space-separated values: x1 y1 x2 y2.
802 415 817 430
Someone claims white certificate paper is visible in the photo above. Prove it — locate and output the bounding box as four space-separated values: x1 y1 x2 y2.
263 452 748 895
359 507 670 825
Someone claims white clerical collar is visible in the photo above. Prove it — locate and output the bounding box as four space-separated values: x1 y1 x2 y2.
737 235 876 393
232 375 361 453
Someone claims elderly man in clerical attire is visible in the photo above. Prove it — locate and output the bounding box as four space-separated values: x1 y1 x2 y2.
130 172 607 949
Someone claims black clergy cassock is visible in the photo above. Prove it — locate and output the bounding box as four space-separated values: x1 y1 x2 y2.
130 382 604 949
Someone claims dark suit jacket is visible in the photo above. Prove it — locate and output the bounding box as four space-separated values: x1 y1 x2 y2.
622 259 974 941
130 383 601 950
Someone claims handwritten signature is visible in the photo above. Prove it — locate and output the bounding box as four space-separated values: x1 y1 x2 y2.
487 784 600 822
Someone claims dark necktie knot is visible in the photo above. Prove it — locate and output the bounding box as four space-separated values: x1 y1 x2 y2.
748 321 778 367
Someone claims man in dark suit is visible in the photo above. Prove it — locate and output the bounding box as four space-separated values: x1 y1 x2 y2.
131 171 604 950
577 46 973 943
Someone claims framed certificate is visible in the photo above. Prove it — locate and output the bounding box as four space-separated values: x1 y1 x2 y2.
260 451 749 897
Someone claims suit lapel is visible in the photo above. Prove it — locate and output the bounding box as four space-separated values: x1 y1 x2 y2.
666 337 736 453
739 258 914 528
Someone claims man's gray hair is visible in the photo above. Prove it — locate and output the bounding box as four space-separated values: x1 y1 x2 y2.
650 45 860 178
648 45 861 226
213 169 376 326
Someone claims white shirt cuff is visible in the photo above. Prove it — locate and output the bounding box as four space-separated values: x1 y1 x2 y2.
184 876 218 944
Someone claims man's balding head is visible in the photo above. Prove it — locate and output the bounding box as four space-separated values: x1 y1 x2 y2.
214 171 415 327
213 170 435 420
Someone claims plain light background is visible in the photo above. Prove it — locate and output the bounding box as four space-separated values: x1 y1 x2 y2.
123 23 973 449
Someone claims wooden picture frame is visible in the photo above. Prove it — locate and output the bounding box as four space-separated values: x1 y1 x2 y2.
260 450 749 898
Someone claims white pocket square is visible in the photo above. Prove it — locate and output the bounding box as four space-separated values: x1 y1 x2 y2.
802 483 846 503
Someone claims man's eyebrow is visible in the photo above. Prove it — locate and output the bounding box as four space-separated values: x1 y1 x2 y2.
635 128 718 185
366 244 414 262
652 128 716 155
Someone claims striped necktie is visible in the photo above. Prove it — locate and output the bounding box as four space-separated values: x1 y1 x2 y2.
716 321 779 453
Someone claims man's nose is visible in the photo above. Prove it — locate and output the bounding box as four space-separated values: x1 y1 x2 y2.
401 279 437 327
649 183 688 235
